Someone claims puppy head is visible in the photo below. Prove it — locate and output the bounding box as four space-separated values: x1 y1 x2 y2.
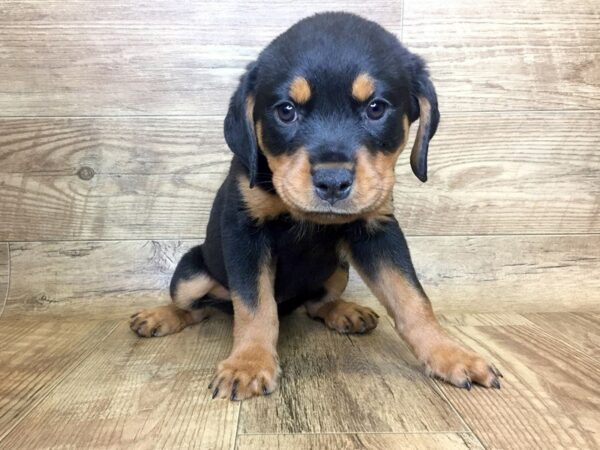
225 12 439 223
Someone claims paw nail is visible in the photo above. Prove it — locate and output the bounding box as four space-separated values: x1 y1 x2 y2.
262 384 269 395
208 377 216 390
462 380 472 391
212 388 219 399
492 378 501 389
231 380 239 401
151 329 158 337
492 365 504 378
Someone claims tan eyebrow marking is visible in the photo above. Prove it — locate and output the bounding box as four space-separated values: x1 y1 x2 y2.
352 73 375 102
289 76 312 104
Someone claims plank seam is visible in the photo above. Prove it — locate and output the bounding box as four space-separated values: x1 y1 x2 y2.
0 109 599 119
0 243 11 321
2 232 599 245
236 431 481 436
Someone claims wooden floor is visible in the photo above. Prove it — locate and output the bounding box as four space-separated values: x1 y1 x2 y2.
0 0 599 449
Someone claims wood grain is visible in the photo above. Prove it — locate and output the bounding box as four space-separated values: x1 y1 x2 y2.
403 0 600 110
1 111 598 240
0 244 8 318
236 433 484 450
239 311 465 434
435 319 600 449
525 312 600 358
4 240 188 317
5 234 598 317
0 321 239 449
347 234 600 313
0 318 117 440
0 1 400 116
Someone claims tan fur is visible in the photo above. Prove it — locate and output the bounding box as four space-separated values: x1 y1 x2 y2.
411 96 431 170
211 263 281 400
305 266 377 333
354 263 499 387
246 94 255 124
238 175 289 223
309 299 379 334
255 114 409 226
129 304 208 337
312 162 354 171
289 76 311 104
172 274 229 309
352 73 375 102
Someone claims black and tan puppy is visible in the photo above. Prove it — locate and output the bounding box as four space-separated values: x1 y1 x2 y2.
130 12 502 400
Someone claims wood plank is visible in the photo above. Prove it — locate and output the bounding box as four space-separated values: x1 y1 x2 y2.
4 240 188 317
403 0 600 110
0 1 400 27
236 433 483 450
525 312 600 358
0 244 8 318
0 2 400 116
434 319 600 449
346 234 600 313
1 111 599 240
0 317 117 439
239 311 465 433
5 235 599 317
0 320 239 449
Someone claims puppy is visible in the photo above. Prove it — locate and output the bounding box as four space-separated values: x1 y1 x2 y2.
130 12 502 400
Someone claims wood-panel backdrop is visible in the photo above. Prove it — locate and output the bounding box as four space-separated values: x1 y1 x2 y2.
0 0 599 316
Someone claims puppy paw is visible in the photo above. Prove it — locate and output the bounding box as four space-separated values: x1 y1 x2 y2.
318 300 379 334
209 346 280 401
423 340 503 389
129 304 193 337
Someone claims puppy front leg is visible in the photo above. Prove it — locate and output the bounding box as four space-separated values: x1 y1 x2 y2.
346 219 502 389
210 227 280 401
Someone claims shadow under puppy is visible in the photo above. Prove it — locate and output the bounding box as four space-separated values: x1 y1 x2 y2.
130 12 502 400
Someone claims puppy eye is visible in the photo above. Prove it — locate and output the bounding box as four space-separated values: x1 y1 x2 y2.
276 102 297 123
365 100 387 120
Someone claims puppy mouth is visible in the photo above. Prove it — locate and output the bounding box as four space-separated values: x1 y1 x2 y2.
277 183 382 219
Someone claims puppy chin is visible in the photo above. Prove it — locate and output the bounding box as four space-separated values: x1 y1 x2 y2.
285 196 383 225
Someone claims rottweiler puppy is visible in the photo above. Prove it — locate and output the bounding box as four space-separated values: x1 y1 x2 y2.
130 12 502 400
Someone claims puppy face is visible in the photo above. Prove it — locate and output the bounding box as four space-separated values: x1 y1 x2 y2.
225 13 439 224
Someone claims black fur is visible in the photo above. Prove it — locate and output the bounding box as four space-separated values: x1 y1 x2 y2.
171 12 439 314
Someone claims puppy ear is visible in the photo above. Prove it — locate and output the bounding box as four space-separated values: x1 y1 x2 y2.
407 58 440 182
224 62 259 187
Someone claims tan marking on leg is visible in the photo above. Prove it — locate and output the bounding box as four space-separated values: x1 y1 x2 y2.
305 265 378 334
238 175 289 223
129 304 208 338
352 73 375 102
209 283 230 300
305 263 349 313
310 299 379 334
355 263 501 389
289 76 311 104
211 263 280 400
172 274 222 310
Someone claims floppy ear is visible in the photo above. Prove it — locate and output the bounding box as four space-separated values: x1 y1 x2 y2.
224 62 259 187
407 59 440 182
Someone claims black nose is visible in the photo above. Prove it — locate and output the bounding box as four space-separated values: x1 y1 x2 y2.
312 168 354 204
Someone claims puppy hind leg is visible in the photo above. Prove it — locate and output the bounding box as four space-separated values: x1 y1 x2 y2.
130 245 230 338
305 262 379 334
170 245 230 310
